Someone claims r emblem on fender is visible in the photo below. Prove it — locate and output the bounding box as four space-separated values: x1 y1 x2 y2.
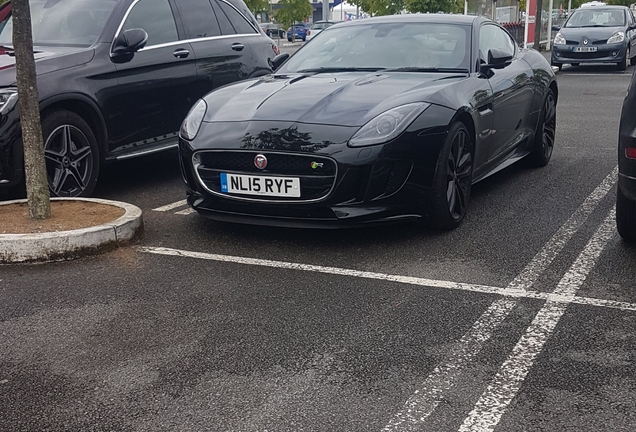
254 154 267 170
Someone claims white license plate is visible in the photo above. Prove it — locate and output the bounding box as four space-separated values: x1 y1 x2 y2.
220 173 300 197
574 46 597 52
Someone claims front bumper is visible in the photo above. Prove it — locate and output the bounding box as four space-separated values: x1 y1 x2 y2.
178 123 447 228
551 42 627 64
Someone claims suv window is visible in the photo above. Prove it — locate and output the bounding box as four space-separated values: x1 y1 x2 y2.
175 0 221 39
479 24 515 63
215 0 257 35
122 0 178 46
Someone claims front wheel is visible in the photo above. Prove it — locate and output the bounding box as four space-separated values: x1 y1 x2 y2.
617 184 636 242
42 110 100 197
528 88 556 167
429 122 473 230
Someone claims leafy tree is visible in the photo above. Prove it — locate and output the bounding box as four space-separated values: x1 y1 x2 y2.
274 0 313 29
607 0 634 6
13 0 50 219
350 0 406 16
244 0 270 15
404 0 456 13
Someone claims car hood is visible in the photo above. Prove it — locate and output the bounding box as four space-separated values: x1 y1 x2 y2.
558 25 624 42
203 71 466 127
0 46 94 86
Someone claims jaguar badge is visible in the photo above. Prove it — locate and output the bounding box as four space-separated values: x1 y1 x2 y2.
254 154 267 170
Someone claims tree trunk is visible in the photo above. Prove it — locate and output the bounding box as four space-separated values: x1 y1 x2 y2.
13 0 50 220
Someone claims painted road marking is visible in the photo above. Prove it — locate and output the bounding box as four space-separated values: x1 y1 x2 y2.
382 166 618 430
138 246 635 312
458 208 617 432
152 200 187 212
507 166 617 291
175 208 196 215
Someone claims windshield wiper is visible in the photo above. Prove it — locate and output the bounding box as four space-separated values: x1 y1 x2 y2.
384 67 470 73
296 67 386 74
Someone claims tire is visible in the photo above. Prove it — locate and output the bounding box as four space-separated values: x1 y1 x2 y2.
551 62 562 71
617 184 636 242
41 110 100 197
528 88 556 167
617 53 628 71
287 38 292 42
631 52 636 66
429 121 474 230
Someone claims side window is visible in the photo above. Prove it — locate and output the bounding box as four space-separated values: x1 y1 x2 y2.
479 24 515 63
175 0 221 39
214 0 257 35
121 0 178 46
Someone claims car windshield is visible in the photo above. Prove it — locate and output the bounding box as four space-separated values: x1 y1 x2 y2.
279 22 471 73
0 0 117 47
565 8 625 27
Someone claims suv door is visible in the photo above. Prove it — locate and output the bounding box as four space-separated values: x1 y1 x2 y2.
175 0 261 94
107 0 197 155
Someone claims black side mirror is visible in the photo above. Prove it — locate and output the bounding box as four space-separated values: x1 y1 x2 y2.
552 25 561 31
112 29 148 56
271 53 290 71
481 48 513 73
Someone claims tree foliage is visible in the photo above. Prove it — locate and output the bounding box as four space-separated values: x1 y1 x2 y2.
404 0 457 14
244 0 269 15
274 0 313 28
350 0 405 16
352 0 465 15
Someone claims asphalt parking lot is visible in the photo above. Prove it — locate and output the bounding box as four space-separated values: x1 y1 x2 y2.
1 61 635 431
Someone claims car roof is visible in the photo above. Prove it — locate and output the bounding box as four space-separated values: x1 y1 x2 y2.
577 4 628 9
332 13 479 28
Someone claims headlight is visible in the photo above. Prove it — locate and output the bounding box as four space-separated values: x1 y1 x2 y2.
348 103 430 147
607 31 625 44
0 88 18 115
553 33 566 45
180 99 207 141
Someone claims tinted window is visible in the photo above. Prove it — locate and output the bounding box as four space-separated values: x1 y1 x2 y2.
0 0 116 47
175 0 221 39
215 0 257 35
280 22 471 72
122 0 178 46
479 24 514 63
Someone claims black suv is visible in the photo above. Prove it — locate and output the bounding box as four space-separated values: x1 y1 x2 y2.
0 0 277 197
618 65 636 241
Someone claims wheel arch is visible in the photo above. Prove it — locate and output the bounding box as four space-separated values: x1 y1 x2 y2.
40 94 108 161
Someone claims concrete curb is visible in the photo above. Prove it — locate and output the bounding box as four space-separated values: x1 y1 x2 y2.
0 198 143 264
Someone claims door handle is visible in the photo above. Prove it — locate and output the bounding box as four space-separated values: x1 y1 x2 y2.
173 49 190 59
231 43 244 51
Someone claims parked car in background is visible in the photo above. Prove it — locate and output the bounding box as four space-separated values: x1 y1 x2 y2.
261 22 284 38
0 0 277 197
287 23 308 41
305 20 340 41
617 65 636 241
551 5 636 70
179 14 558 229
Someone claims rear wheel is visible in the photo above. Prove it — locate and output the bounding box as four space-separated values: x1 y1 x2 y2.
617 184 636 242
528 89 556 167
42 110 100 197
429 122 473 230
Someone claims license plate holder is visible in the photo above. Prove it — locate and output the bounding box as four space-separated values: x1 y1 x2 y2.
574 46 597 52
220 173 301 198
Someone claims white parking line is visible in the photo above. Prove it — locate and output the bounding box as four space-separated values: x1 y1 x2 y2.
458 208 617 432
175 208 196 215
138 246 635 312
152 199 187 212
507 166 617 291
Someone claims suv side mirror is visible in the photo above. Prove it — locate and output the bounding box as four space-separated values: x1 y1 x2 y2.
481 48 513 72
112 29 148 56
271 53 290 71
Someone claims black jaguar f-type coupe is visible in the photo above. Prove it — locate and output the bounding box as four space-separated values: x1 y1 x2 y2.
179 14 558 229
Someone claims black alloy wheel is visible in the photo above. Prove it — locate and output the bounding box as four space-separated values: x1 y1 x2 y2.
430 121 473 230
616 184 636 242
529 89 556 167
42 110 100 197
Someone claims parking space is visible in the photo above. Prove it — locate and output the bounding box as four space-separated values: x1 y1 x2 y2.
2 62 636 430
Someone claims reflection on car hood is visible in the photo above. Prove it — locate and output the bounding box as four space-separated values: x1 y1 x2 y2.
0 46 94 85
559 26 624 41
203 71 466 127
